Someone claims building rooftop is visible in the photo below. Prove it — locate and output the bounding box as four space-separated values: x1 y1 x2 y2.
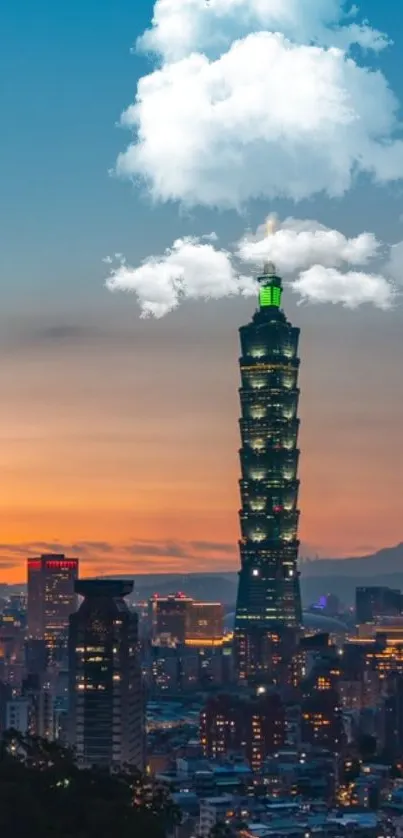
75 579 133 598
201 795 234 805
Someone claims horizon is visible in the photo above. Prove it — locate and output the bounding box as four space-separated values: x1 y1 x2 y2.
3 539 403 589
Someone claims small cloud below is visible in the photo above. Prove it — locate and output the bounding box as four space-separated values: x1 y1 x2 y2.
105 217 399 317
4 320 108 352
32 325 97 343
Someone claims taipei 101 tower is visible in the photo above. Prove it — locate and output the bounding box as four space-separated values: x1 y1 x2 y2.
234 226 302 684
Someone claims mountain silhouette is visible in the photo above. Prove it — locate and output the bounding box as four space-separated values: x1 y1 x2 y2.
302 543 403 578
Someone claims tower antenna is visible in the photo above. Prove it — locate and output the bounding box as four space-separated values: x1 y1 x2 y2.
266 216 277 237
263 216 277 276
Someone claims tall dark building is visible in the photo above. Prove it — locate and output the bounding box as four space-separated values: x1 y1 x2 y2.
27 554 78 658
68 580 144 771
234 263 302 683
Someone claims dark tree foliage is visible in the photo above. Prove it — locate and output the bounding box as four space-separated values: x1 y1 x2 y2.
0 731 180 838
209 822 233 838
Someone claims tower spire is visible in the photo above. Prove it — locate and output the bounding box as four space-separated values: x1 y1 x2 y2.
258 217 282 310
263 216 277 277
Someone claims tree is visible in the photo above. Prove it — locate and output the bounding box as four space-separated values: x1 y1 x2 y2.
209 822 233 838
0 733 180 838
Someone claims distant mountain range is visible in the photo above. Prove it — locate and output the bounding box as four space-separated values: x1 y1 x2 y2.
299 543 403 605
128 543 403 607
2 543 403 607
302 543 403 578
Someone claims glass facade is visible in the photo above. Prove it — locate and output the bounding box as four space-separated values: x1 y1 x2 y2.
27 555 78 660
68 580 144 771
234 265 302 683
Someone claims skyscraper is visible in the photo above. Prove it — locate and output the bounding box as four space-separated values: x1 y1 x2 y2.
148 593 192 643
27 554 78 658
234 263 302 683
185 602 224 645
68 580 144 771
148 593 224 646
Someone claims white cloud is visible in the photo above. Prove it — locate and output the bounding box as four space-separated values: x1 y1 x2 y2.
105 219 397 316
291 265 395 309
238 216 381 273
138 0 388 62
105 236 255 318
116 1 402 208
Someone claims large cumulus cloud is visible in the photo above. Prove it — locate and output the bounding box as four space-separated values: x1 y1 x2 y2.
115 0 403 208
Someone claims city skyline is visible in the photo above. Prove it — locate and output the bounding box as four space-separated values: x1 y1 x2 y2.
1 1 403 583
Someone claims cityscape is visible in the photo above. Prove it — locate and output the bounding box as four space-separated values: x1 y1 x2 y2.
2 266 403 837
2 1 403 838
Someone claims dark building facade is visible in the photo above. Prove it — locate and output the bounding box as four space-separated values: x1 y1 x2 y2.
234 264 302 683
200 690 285 771
382 673 403 760
27 554 78 659
68 580 144 771
148 594 224 645
149 594 192 643
356 586 403 625
301 673 344 754
147 640 234 695
186 602 224 644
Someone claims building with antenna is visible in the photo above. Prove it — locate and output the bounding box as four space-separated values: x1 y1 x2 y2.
234 262 302 684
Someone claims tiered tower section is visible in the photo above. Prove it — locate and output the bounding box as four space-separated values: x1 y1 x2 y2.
234 263 302 683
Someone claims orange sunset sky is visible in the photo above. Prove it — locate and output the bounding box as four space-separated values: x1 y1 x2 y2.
0 293 402 584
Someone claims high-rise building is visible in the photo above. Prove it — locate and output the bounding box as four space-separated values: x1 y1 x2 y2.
25 638 47 677
5 698 30 735
200 689 285 771
149 593 192 643
356 586 403 625
147 641 234 695
234 264 302 683
185 602 224 645
148 594 224 646
68 579 144 771
27 554 78 658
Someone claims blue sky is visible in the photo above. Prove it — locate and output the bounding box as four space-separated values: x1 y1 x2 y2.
1 0 402 308
1 0 403 579
0 0 237 308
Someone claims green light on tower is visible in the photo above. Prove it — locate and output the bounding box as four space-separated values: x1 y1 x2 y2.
259 284 282 309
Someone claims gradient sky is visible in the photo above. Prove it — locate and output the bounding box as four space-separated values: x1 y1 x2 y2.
1 0 403 582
